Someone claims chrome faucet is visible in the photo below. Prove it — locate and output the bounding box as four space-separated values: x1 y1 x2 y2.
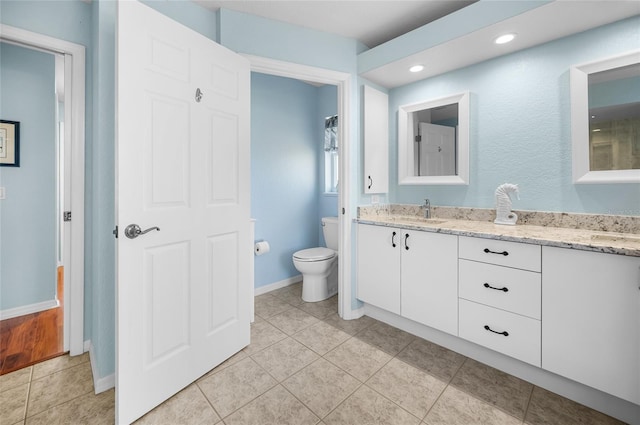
423 198 431 219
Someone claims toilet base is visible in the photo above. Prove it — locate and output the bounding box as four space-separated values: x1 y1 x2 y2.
301 260 338 303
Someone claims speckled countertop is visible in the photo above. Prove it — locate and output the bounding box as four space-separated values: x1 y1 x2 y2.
357 205 640 257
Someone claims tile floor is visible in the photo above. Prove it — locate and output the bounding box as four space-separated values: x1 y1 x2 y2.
0 282 626 425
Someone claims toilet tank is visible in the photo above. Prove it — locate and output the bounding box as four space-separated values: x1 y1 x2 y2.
322 217 339 251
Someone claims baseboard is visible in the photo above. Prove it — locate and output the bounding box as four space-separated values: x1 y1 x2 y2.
88 340 115 394
363 304 640 425
254 275 302 296
341 305 364 320
0 299 59 320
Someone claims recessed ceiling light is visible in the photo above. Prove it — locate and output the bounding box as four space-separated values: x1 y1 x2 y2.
495 33 516 45
409 65 424 73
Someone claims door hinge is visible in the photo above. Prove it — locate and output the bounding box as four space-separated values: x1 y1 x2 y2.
63 211 72 222
113 225 118 239
415 135 422 143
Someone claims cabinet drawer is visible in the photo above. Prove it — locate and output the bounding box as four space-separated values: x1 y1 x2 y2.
459 236 541 272
459 299 541 366
459 259 541 319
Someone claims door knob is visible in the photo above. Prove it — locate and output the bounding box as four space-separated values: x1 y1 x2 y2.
124 224 160 239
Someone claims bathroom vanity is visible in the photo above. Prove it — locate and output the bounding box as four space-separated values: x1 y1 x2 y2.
356 206 640 422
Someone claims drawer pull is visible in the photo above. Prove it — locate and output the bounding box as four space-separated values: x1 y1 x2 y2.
484 248 509 256
392 231 397 248
483 283 509 292
484 325 509 337
404 233 410 250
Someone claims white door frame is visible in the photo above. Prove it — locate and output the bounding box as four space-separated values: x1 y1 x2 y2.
244 55 357 319
0 24 85 355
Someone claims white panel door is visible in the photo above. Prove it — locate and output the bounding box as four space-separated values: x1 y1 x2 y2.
116 2 250 423
418 122 455 176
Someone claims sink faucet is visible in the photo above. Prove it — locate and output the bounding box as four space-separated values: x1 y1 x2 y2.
423 198 431 219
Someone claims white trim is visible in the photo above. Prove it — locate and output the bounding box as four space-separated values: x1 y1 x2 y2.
254 275 303 296
0 299 60 320
243 55 355 320
0 25 85 356
571 50 640 184
89 341 116 394
398 91 470 186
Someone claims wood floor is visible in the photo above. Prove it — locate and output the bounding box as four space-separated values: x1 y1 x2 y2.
0 266 65 375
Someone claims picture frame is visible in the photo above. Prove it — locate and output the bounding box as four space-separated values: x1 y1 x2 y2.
0 120 20 167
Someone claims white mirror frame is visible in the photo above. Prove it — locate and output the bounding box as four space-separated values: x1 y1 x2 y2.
571 50 640 184
398 91 469 185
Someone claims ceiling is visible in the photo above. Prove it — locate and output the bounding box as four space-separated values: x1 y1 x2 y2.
193 0 476 48
193 0 639 88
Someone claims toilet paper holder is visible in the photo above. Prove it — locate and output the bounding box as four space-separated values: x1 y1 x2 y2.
254 240 270 256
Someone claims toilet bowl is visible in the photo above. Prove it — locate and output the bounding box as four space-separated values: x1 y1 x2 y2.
292 217 339 302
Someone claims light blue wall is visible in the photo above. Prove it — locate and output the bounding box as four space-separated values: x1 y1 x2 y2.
1 0 94 330
317 84 339 245
0 0 93 45
217 9 363 308
386 16 640 216
218 8 366 72
251 73 320 288
140 0 218 41
89 0 116 379
0 43 57 310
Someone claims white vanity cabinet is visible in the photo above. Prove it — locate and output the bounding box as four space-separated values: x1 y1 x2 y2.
458 236 542 366
401 230 458 335
363 85 389 194
542 246 640 405
356 224 400 314
356 224 458 334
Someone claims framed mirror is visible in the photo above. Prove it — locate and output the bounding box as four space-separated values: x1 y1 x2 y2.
398 91 469 185
570 50 640 183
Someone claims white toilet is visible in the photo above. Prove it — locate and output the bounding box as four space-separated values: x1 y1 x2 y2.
292 217 339 302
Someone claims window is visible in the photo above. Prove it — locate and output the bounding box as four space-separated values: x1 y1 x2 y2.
324 115 339 193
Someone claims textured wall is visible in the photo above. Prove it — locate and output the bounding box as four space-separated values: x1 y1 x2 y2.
251 73 321 288
387 17 640 216
0 43 57 310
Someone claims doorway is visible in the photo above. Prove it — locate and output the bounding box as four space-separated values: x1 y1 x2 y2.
0 25 86 371
245 55 355 320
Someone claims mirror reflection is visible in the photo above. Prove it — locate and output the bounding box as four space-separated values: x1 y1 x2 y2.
588 63 640 171
412 102 458 176
398 91 469 186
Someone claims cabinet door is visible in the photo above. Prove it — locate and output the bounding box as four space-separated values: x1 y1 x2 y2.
401 231 458 335
542 246 640 404
357 224 400 314
363 85 388 194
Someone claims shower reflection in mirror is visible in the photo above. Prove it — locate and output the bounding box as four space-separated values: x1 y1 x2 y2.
570 50 640 183
398 91 469 186
588 63 640 171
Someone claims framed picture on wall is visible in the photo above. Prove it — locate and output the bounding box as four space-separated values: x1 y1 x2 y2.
0 120 20 167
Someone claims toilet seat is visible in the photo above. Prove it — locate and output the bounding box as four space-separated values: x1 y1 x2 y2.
293 247 335 262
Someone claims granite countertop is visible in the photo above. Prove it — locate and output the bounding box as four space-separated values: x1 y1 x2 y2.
357 208 640 257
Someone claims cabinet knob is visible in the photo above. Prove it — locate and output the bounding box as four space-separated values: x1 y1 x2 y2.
392 231 397 248
368 176 373 190
404 233 410 250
